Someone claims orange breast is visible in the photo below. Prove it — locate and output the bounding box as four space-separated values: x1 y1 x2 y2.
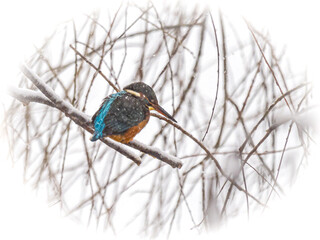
109 115 150 144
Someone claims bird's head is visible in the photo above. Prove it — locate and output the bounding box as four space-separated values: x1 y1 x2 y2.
124 82 177 123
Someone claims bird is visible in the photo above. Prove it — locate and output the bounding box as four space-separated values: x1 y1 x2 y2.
90 82 177 143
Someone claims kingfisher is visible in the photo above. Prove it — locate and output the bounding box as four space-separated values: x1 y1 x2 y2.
90 82 176 143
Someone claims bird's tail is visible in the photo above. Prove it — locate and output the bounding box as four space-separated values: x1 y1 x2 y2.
90 132 101 142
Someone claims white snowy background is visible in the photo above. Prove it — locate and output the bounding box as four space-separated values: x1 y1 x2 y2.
0 0 319 239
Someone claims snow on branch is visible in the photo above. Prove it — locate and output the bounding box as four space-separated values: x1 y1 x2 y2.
5 6 312 236
14 64 182 168
8 86 55 108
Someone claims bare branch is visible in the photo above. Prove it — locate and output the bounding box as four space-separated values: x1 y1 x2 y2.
18 64 182 168
5 5 311 236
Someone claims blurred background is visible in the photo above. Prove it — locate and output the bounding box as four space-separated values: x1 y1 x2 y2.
0 0 319 239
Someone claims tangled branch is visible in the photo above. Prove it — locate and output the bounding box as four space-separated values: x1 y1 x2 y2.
5 2 312 238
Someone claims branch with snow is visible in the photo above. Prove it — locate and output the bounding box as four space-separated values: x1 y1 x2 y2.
8 86 55 108
128 140 182 168
10 64 182 168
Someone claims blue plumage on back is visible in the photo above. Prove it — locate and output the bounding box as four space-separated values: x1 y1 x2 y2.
91 91 125 141
90 82 176 144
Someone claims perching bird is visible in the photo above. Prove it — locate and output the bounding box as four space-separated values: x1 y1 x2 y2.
90 82 176 143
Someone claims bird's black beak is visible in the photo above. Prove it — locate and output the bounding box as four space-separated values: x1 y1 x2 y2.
150 104 177 123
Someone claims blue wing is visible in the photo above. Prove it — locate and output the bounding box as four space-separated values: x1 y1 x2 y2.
91 91 125 141
91 91 149 141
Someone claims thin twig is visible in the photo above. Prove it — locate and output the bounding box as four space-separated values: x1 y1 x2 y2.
202 12 220 142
